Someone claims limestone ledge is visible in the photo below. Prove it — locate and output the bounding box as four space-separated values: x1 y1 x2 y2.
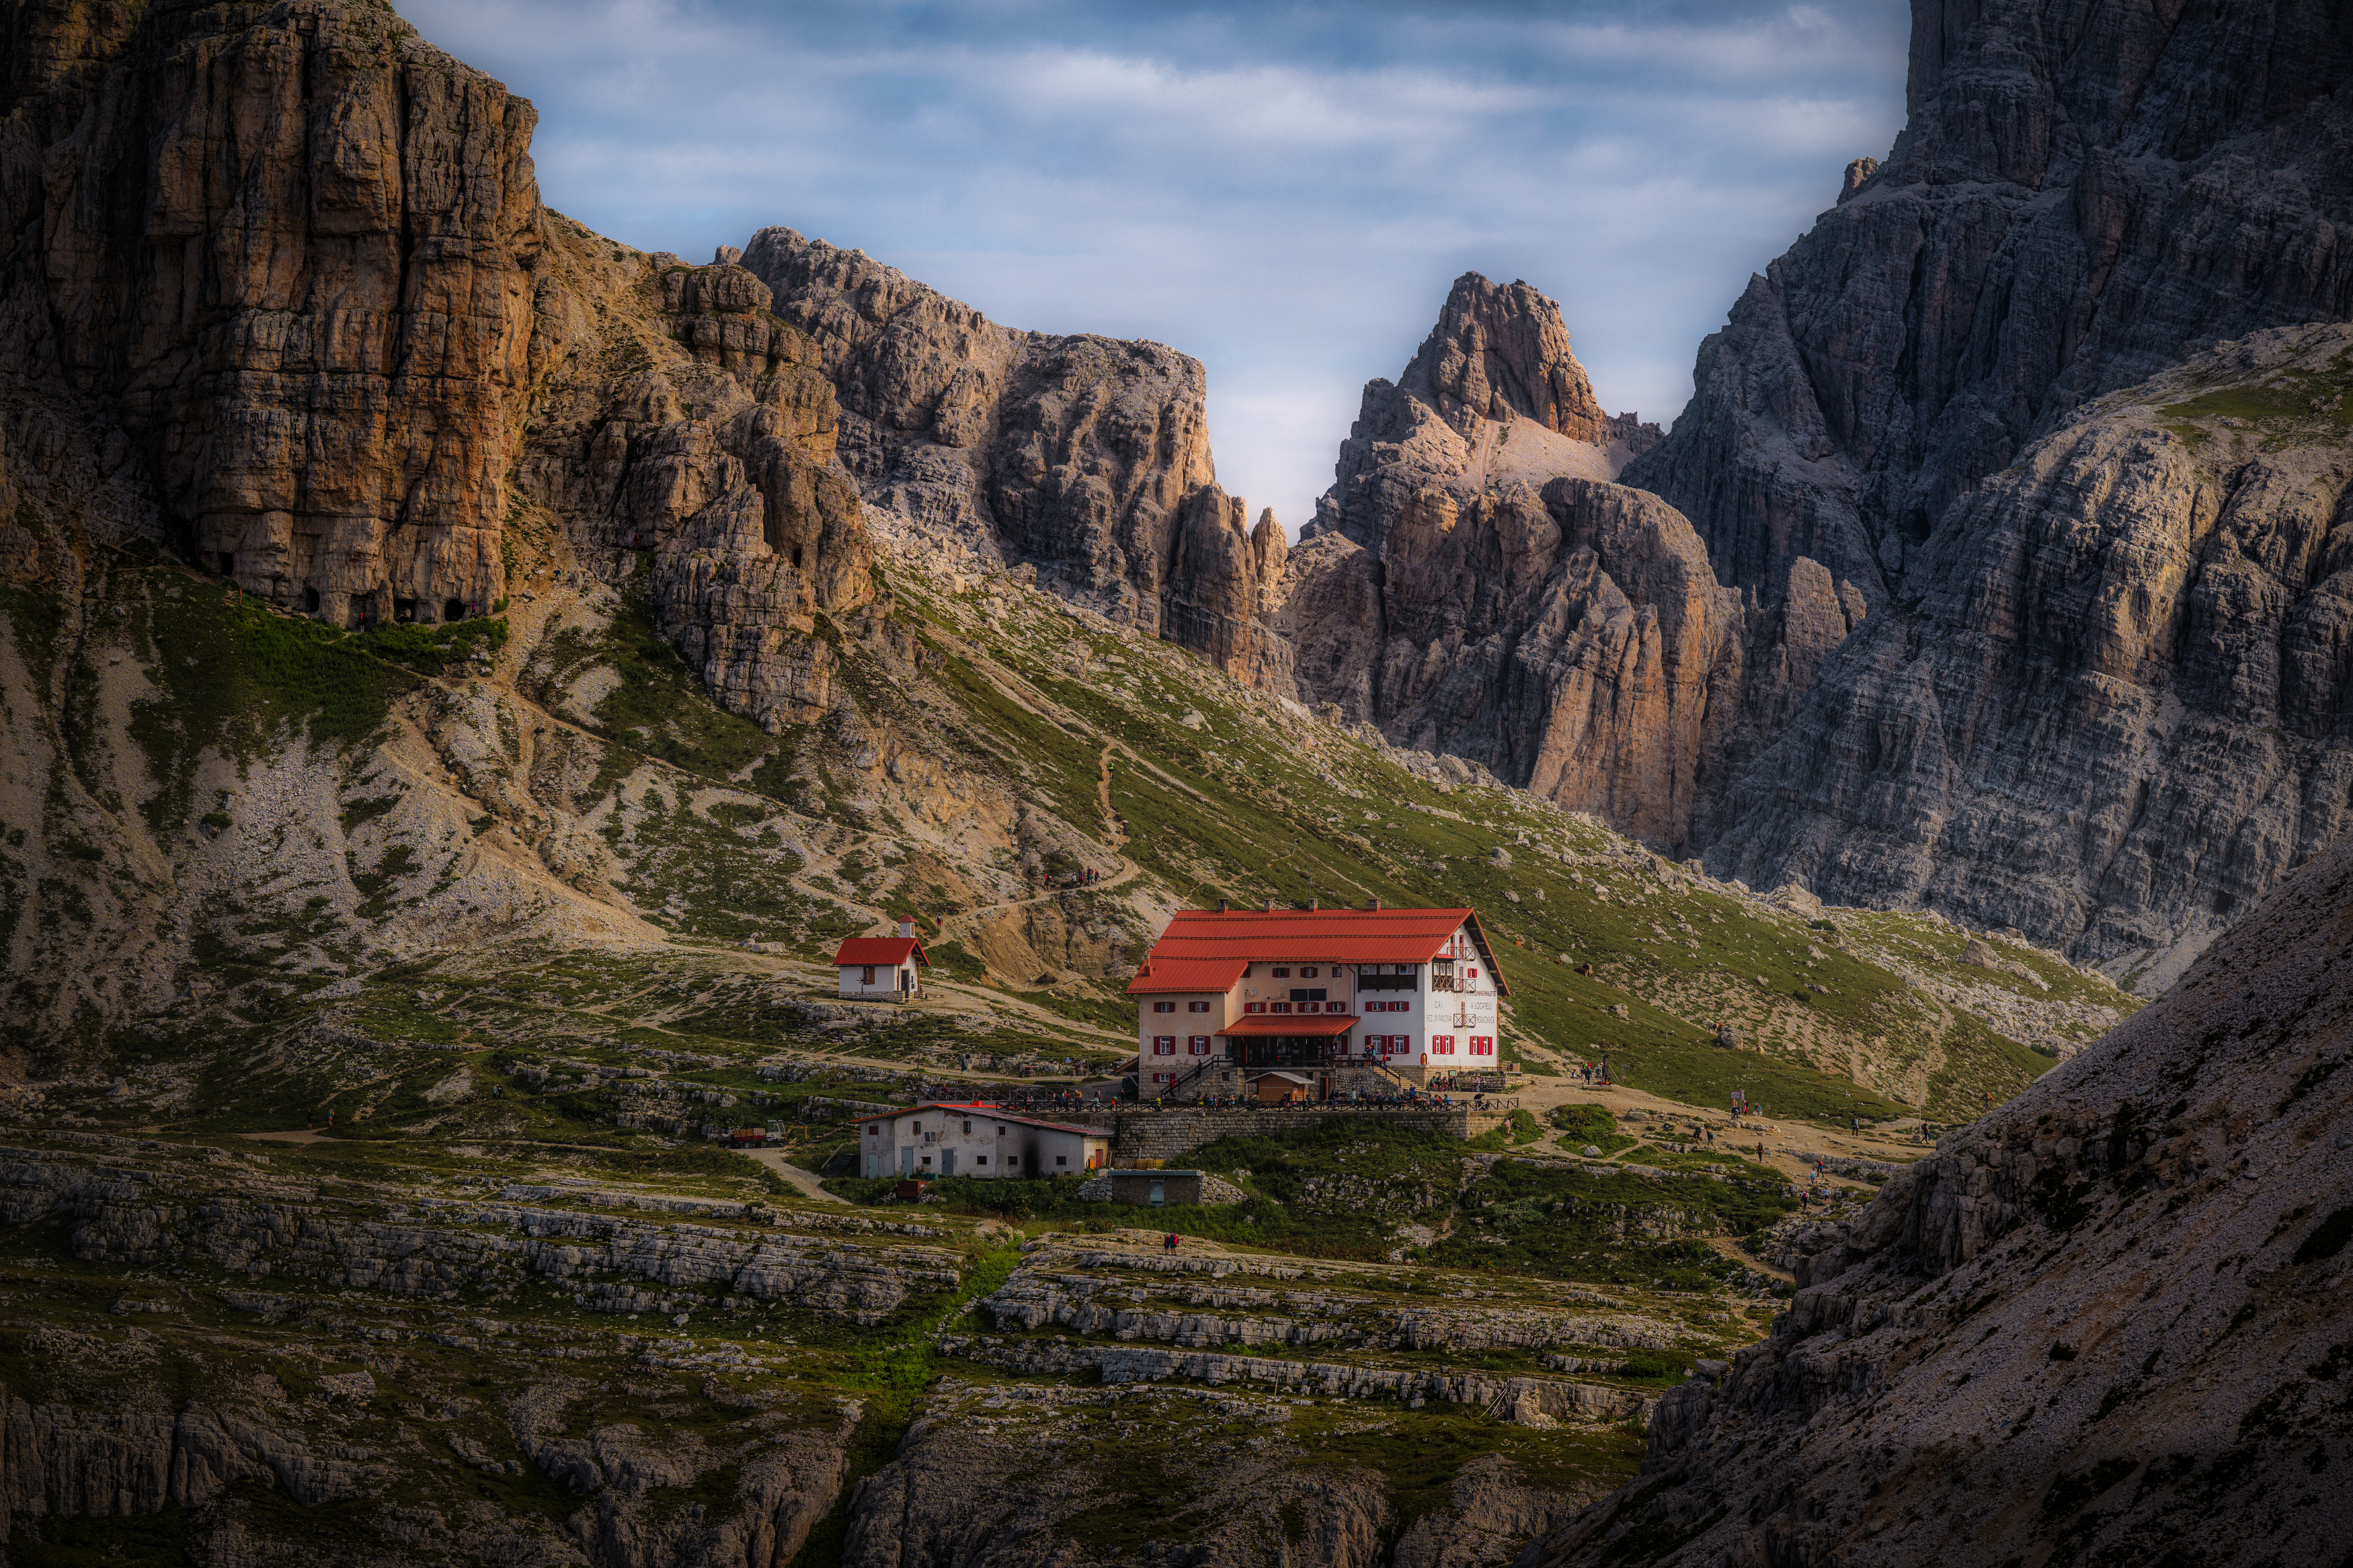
936 1335 1657 1427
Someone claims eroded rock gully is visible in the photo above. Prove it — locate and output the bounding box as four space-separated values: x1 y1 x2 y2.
1628 0 2353 967
1533 818 2353 1568
1703 327 2353 986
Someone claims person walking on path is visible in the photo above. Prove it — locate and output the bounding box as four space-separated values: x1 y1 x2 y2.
1164 1232 1179 1253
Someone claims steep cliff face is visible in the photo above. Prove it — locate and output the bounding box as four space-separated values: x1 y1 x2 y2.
739 227 1293 690
1628 0 2353 608
1536 788 2353 1568
1704 326 2353 987
1287 274 1775 850
516 241 873 731
1614 0 2353 973
0 0 544 628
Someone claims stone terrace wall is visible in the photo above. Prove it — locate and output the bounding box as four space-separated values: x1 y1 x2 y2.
1113 1107 1506 1163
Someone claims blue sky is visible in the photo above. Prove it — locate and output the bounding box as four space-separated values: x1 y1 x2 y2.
401 0 1909 534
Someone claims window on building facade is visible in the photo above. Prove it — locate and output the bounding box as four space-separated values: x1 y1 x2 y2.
1302 966 1317 978
866 1125 878 1136
1188 1000 1209 1013
1272 967 1289 977
1153 1000 1175 1013
1187 1036 1209 1054
976 1155 989 1165
963 1120 972 1134
1153 1036 1176 1054
1271 1002 1292 1014
1245 1001 1266 1014
861 965 876 984
1055 1155 1068 1166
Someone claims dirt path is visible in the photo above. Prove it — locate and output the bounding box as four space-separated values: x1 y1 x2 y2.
1512 1077 1938 1182
743 1147 853 1206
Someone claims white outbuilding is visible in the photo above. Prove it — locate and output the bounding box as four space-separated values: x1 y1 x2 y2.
834 916 928 1001
856 1102 1112 1180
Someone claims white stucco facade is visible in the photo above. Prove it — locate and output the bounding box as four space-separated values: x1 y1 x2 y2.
858 1104 1111 1180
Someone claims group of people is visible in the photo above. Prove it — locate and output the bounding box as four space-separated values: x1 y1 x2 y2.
1574 1059 1613 1086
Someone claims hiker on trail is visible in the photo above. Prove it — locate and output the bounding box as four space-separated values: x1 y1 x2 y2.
1164 1232 1179 1253
1851 1116 1860 1133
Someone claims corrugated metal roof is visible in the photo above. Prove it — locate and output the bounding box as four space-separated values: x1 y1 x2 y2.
1124 907 1509 995
850 1102 1111 1137
834 937 928 966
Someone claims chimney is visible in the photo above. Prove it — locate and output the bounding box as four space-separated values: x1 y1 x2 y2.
1218 899 1230 913
896 915 914 939
1263 899 1275 912
1308 898 1319 911
1369 898 1382 911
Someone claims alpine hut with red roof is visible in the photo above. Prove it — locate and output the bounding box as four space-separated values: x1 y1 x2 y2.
1125 903 1507 1096
834 916 929 1001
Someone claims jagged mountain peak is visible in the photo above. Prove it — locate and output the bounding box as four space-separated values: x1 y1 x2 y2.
1398 272 1612 444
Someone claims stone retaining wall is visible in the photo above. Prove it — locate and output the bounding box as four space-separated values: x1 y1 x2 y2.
1112 1106 1507 1163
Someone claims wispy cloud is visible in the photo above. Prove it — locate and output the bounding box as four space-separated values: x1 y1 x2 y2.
399 0 1907 534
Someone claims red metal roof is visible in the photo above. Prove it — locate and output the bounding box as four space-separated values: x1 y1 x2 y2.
1213 1014 1356 1036
849 1101 1111 1137
1123 956 1249 994
833 937 928 966
1125 906 1508 995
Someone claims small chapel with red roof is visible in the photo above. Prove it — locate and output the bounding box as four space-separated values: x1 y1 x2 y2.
1125 902 1507 1098
833 915 930 1001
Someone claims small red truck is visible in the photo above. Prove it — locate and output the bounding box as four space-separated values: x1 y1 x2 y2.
727 1127 767 1148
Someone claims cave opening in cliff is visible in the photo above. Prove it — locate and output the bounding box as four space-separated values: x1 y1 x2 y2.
792 544 804 569
216 552 233 576
303 587 320 614
394 597 417 623
445 598 465 623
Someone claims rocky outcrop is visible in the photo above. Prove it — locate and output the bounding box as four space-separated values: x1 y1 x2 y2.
1287 274 1789 848
1628 0 2353 609
1535 809 2353 1567
738 227 1293 690
1704 326 2353 984
1 0 542 627
516 239 874 730
837 1376 1621 1568
1603 0 2353 970
1289 471 1743 851
0 1149 961 1323
1307 273 1634 552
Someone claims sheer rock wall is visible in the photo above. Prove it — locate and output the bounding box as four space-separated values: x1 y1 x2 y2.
1701 326 2353 985
0 0 544 627
739 227 1293 691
